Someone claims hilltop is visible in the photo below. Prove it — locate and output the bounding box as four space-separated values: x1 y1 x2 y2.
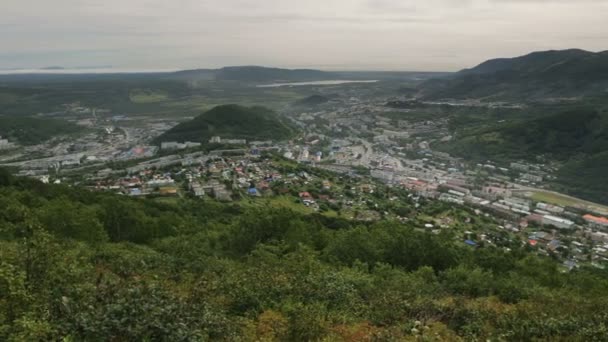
420 49 608 100
155 104 297 144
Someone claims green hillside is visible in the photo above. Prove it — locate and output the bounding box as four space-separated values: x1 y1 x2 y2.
555 151 608 205
440 108 608 161
437 107 608 204
155 104 297 144
2 171 608 340
420 49 608 100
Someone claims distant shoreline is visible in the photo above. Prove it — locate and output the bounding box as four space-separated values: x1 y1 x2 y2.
257 80 379 88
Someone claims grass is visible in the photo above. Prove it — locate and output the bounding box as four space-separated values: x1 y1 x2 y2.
529 190 608 213
0 92 19 104
241 195 340 217
247 196 314 214
153 197 182 205
129 90 169 103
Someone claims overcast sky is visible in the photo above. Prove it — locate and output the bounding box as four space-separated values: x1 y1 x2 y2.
2 0 608 71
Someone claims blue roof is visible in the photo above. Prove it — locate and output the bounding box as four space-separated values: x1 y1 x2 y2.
465 240 478 247
248 188 258 194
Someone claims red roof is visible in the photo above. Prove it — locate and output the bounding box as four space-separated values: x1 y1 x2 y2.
584 214 608 225
299 192 312 198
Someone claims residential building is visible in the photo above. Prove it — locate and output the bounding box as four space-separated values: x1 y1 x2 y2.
542 215 575 230
583 214 608 231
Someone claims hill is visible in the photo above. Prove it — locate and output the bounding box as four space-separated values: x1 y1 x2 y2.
419 49 608 100
155 104 297 144
440 108 608 161
436 106 608 204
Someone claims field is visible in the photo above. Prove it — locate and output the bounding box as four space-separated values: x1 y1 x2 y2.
0 77 313 118
0 92 19 104
242 195 340 217
527 190 608 214
129 89 169 103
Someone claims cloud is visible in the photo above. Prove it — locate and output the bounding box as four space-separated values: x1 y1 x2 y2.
1 0 608 70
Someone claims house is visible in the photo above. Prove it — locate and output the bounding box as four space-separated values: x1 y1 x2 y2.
129 188 143 196
215 189 233 202
190 183 205 197
258 181 270 191
360 184 373 193
161 141 180 150
248 188 260 197
547 240 561 252
465 240 478 247
535 231 553 242
522 173 543 183
299 192 312 199
542 215 575 230
322 180 332 190
583 214 608 231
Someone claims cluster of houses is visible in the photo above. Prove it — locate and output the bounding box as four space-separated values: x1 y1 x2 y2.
397 168 608 267
0 136 15 150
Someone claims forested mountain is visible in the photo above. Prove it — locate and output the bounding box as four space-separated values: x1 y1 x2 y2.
437 106 608 203
440 108 608 161
2 169 608 340
155 104 297 144
419 49 608 100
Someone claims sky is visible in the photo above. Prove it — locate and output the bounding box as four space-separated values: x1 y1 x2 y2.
2 0 608 71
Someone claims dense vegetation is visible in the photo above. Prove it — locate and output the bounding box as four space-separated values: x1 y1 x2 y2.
155 104 298 144
1 169 608 340
439 108 608 161
420 49 608 100
555 151 608 205
0 116 83 145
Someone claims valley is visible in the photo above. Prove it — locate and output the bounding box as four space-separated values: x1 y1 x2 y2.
2 55 608 340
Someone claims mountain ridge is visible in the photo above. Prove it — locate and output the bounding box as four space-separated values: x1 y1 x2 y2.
420 49 608 100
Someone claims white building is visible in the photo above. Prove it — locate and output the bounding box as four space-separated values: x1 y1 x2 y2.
161 142 180 150
542 215 575 230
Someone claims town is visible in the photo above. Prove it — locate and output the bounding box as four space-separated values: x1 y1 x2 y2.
2 89 607 272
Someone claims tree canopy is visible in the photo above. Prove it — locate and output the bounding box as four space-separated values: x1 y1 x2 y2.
1 173 608 340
